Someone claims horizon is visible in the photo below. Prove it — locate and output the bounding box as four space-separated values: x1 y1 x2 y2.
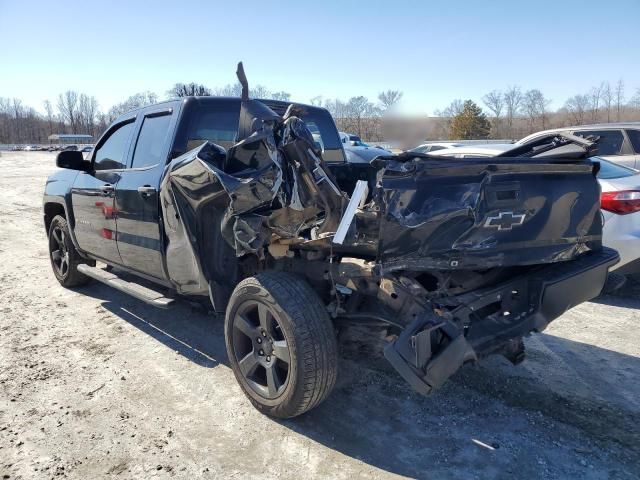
1 0 639 116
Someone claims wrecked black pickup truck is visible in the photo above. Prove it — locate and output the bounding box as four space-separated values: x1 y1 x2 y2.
44 64 618 418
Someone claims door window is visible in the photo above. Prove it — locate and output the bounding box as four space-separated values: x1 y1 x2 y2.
131 114 173 168
574 129 624 155
94 121 135 170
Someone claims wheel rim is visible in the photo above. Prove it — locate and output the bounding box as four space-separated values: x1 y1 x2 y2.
231 300 291 399
50 225 69 278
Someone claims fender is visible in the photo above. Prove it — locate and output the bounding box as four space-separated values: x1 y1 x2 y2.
43 170 85 255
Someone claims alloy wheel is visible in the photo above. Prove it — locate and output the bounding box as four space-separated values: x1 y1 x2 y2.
231 300 291 399
50 226 69 278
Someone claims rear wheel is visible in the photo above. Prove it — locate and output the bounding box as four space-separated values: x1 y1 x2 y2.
225 272 338 418
48 215 93 287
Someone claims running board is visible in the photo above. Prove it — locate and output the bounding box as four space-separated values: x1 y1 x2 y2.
77 264 175 308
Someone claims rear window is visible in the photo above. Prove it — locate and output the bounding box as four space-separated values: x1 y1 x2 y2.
186 104 240 152
595 158 637 179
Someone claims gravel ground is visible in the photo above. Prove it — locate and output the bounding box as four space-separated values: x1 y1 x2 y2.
1 151 639 479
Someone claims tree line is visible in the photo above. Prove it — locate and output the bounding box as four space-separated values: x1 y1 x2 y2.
1 79 639 145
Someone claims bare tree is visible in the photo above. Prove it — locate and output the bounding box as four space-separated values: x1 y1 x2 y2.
631 88 640 108
57 91 79 132
309 95 323 106
615 79 625 121
43 100 55 137
168 83 212 97
523 89 551 132
107 91 158 122
344 96 380 137
251 85 271 99
602 82 613 123
482 90 504 138
78 94 99 136
589 84 603 122
437 99 464 118
270 91 291 102
213 83 243 97
564 94 590 125
432 99 465 139
377 90 403 111
12 98 24 140
503 86 522 138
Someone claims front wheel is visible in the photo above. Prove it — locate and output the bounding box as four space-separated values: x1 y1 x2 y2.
224 272 338 418
48 215 93 287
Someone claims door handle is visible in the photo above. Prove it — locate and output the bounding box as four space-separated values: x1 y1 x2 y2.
99 184 114 195
137 185 156 197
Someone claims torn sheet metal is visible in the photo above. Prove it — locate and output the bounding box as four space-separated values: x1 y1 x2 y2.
158 95 346 295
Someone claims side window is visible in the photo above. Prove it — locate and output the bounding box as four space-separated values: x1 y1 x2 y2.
429 146 445 152
94 121 135 170
626 129 640 154
131 114 173 168
574 130 624 156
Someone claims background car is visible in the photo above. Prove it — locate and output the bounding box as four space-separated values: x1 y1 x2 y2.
517 123 640 168
430 144 640 275
409 142 465 153
426 144 513 157
339 131 391 164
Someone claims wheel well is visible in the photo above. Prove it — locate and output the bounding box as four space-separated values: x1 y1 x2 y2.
44 202 65 233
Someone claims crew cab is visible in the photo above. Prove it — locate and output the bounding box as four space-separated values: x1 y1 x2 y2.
44 64 619 418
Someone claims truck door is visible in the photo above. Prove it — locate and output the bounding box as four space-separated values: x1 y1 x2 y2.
114 108 175 279
71 118 136 264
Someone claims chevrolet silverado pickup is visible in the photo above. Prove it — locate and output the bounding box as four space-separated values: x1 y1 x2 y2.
43 64 618 418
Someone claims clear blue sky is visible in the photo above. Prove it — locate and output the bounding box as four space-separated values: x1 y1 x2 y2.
1 0 639 114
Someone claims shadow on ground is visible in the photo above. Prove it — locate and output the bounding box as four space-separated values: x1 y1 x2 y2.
79 281 640 478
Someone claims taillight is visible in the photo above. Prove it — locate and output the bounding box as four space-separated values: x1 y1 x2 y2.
601 190 640 215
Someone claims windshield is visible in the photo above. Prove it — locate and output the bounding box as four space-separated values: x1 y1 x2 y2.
595 158 638 179
349 136 369 147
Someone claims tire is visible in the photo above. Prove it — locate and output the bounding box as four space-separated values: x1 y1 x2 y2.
48 215 94 287
224 272 338 418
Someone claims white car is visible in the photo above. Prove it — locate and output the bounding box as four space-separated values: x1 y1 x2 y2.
598 160 640 274
410 142 465 154
427 144 513 158
517 123 640 169
429 144 640 274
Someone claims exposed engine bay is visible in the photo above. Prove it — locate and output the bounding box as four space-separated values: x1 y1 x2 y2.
157 63 618 394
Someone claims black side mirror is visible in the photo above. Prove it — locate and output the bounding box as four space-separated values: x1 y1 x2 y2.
56 150 89 171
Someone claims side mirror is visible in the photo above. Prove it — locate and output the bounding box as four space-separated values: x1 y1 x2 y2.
350 141 358 146
56 150 89 171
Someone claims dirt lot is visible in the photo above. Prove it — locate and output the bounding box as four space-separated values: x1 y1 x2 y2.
0 151 639 479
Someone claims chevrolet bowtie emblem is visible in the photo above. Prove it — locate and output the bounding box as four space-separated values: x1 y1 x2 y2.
484 211 525 231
